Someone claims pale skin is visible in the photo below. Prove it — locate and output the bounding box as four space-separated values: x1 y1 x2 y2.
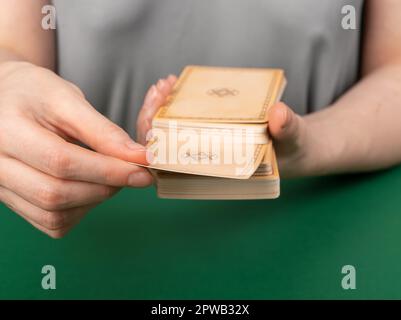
1 1 400 238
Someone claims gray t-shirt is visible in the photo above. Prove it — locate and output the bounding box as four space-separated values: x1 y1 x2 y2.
53 0 364 137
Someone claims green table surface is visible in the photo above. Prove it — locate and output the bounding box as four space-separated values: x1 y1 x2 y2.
1 165 401 300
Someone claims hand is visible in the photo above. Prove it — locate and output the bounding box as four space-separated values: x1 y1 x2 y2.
137 76 314 178
0 61 153 238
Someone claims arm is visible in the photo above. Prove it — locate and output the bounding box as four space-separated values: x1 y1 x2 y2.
0 0 55 67
294 0 401 176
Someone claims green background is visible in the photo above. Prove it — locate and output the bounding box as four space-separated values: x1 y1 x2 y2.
1 166 401 299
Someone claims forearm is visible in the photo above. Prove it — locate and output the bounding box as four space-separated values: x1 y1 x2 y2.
0 0 55 69
302 63 401 176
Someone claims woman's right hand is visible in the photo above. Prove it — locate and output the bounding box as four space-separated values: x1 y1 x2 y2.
0 61 152 238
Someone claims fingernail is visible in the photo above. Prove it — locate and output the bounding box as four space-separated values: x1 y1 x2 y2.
126 140 147 151
128 171 153 187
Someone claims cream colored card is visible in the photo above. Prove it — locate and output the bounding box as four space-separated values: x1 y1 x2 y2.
153 65 286 125
151 122 270 144
254 141 273 175
143 136 267 179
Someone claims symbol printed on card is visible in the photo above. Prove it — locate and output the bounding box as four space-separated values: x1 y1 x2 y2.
184 151 218 161
207 88 239 98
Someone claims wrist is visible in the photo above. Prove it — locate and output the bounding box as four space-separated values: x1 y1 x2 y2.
302 110 346 177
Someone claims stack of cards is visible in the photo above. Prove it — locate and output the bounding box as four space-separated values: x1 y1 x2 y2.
141 65 286 200
154 141 280 200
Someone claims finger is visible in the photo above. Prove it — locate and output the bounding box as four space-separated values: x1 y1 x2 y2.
0 156 120 211
0 120 153 187
159 75 177 100
0 186 95 238
156 78 172 97
166 74 178 86
23 216 73 239
41 93 150 164
136 85 160 145
268 102 305 145
154 76 177 99
136 78 176 145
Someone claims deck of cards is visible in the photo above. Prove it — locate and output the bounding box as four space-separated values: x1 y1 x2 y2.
141 65 286 199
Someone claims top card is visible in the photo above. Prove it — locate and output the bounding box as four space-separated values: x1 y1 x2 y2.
154 65 286 124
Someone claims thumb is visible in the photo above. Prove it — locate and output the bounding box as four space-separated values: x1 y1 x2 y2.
50 96 150 165
268 102 304 145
